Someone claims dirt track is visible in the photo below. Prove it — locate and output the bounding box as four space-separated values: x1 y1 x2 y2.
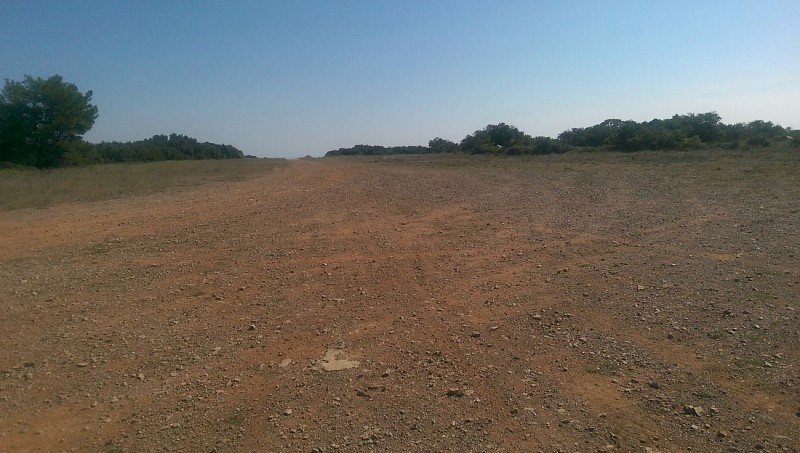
1 153 798 452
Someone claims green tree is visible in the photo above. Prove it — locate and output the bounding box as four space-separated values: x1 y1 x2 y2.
428 137 459 153
0 75 98 167
460 123 533 153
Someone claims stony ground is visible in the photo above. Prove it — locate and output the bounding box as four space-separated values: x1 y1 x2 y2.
1 150 798 452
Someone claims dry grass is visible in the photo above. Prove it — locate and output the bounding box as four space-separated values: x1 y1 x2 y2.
363 144 798 168
0 158 286 211
355 145 800 187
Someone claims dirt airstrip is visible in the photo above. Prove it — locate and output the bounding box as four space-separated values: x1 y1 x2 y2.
1 151 798 452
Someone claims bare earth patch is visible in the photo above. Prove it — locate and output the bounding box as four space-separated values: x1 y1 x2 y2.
0 151 798 452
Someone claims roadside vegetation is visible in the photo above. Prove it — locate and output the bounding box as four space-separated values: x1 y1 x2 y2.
327 113 798 156
0 158 284 210
0 75 244 169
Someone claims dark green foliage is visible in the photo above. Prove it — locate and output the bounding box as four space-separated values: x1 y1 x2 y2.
460 123 530 154
558 112 789 152
60 138 102 166
0 75 98 167
325 144 429 156
428 137 459 153
93 134 244 163
1 75 243 168
460 123 566 155
326 110 791 158
325 124 570 157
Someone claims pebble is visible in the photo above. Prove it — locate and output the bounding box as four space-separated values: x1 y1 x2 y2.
683 405 703 416
446 388 464 397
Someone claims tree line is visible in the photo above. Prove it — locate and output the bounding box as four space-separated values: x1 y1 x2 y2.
0 75 243 168
4 75 793 166
557 112 792 151
66 134 244 166
327 114 796 157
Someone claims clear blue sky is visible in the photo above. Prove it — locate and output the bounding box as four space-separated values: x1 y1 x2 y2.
2 1 798 157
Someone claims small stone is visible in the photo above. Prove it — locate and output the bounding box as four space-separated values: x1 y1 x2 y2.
446 388 464 397
247 325 256 331
283 409 293 416
76 362 89 368
470 331 481 338
684 405 704 416
648 381 660 389
356 389 370 398
319 349 360 372
532 314 542 320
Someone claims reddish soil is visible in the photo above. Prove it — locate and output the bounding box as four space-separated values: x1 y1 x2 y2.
1 152 798 452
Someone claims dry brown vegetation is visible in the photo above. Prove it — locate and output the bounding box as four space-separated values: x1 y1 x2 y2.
1 148 798 452
0 159 285 210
